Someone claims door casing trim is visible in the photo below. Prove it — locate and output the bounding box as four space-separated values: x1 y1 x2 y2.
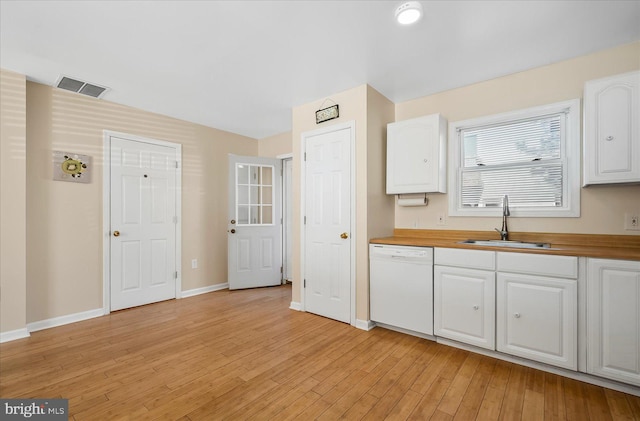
300 120 356 326
102 130 182 314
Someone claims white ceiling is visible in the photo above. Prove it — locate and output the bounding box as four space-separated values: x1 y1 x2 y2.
1 1 639 139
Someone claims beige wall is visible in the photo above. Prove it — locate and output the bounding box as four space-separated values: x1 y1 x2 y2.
0 69 27 334
258 131 292 158
25 81 258 323
395 41 640 235
291 84 394 321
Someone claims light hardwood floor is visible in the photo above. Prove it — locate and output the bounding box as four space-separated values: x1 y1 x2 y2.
1 284 638 420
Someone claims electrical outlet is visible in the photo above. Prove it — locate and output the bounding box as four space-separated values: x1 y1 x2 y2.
625 213 640 231
191 259 198 269
437 214 447 226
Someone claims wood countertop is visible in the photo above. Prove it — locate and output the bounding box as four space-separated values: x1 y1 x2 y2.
370 229 640 261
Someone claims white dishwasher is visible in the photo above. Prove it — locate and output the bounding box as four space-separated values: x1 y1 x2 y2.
369 244 433 336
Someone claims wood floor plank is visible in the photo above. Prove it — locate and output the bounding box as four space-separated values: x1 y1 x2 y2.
342 392 380 421
452 356 496 420
584 382 614 421
544 372 568 421
430 409 455 420
385 389 423 420
277 390 323 421
563 377 590 421
625 395 640 421
522 389 545 421
0 284 636 421
317 354 401 420
603 389 636 421
409 345 457 395
498 361 527 420
437 352 482 416
408 373 457 420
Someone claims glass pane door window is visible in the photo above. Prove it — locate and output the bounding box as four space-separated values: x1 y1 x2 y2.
236 164 274 225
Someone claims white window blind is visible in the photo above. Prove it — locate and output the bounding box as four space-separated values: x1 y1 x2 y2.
460 113 564 208
449 99 581 217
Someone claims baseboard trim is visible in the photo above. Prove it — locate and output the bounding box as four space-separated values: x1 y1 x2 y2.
0 328 30 343
374 322 437 341
436 337 640 397
355 319 376 331
181 283 228 298
27 308 105 333
289 301 302 311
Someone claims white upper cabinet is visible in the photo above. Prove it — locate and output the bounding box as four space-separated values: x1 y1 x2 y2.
386 114 447 194
583 70 640 186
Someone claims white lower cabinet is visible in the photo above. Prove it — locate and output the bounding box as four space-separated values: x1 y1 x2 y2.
434 265 495 350
587 258 640 386
496 272 577 370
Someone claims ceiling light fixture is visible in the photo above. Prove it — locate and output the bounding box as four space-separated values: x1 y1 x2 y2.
395 1 423 25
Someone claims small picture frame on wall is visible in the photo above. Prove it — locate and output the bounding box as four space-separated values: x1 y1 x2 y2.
315 104 339 124
52 151 91 183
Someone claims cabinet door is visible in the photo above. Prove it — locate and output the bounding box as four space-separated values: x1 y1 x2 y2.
434 266 495 349
386 114 446 194
497 273 577 370
584 71 640 185
587 258 640 386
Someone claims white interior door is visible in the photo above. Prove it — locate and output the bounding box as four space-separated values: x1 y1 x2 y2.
228 155 282 290
303 125 352 323
283 158 293 282
110 136 177 311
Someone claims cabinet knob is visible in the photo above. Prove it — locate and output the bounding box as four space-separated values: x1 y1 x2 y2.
514 312 521 318
473 305 479 310
605 136 614 141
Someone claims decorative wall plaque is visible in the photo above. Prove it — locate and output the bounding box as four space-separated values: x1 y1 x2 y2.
315 104 339 124
53 151 91 183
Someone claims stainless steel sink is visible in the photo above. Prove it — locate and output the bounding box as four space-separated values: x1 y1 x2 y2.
459 239 551 249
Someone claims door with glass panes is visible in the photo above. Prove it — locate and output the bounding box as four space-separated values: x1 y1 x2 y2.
228 155 282 289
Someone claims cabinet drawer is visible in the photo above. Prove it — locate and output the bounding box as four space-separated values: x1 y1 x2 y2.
497 252 577 279
435 248 495 270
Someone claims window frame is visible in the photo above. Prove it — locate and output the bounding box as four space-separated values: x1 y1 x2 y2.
448 99 581 218
235 163 276 226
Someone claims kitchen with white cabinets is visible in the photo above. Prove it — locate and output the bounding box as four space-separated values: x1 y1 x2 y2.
369 69 640 396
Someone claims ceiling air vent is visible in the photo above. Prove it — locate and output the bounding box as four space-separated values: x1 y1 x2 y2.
55 76 109 99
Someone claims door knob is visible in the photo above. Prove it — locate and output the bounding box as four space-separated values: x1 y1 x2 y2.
230 229 236 234
113 231 120 237
230 219 236 224
340 232 348 239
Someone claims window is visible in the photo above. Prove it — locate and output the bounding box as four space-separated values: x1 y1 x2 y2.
236 163 274 225
449 99 581 217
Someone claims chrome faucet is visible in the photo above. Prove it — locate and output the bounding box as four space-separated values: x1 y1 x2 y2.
495 195 510 241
